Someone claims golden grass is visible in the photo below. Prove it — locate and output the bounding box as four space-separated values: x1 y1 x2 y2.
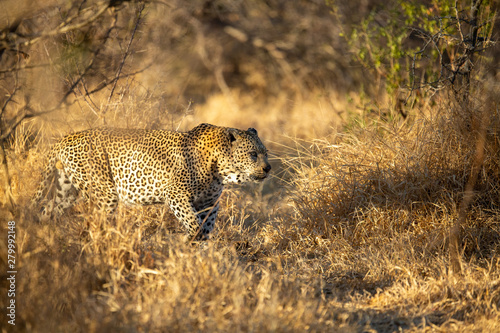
1 87 500 332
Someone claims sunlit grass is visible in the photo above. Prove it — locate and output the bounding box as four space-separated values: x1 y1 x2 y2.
1 87 500 332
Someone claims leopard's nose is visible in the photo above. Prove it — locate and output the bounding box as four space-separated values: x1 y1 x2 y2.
263 164 271 173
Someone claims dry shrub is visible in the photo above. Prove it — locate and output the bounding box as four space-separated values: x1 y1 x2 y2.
288 92 500 255
239 88 500 331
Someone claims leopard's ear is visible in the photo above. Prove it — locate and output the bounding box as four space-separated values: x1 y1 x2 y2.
227 128 241 143
247 128 257 135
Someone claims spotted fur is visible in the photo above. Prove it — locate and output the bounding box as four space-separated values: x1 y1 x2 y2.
32 123 271 240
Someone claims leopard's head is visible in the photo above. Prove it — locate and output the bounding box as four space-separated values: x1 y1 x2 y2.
220 127 271 184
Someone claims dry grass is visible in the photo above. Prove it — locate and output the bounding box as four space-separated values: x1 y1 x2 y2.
1 86 500 332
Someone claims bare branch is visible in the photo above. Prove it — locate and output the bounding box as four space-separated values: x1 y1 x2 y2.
59 9 118 107
105 2 145 112
9 2 110 48
0 105 34 141
454 0 465 42
1 86 19 117
406 0 493 102
86 64 153 96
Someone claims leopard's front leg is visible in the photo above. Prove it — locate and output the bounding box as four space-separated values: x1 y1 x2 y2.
167 195 210 241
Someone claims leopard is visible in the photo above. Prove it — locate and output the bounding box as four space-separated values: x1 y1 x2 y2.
32 123 271 240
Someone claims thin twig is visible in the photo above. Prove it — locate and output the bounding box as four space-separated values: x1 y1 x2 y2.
104 3 145 113
454 0 465 41
59 9 118 108
1 86 19 116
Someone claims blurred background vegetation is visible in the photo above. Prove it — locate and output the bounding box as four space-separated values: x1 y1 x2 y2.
1 0 498 135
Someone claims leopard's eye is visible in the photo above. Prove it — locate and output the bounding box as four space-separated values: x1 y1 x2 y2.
249 151 258 161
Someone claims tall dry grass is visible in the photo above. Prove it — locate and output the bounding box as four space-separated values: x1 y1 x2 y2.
1 83 500 332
